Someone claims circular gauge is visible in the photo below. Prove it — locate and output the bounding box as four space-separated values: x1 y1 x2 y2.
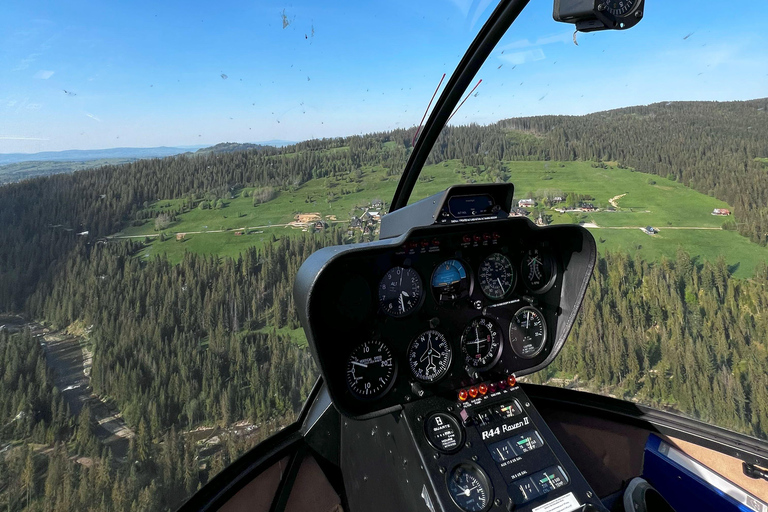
431 259 471 304
509 306 548 359
521 249 556 293
379 266 422 317
407 330 452 383
604 0 638 16
447 463 492 512
346 341 397 400
461 318 503 369
478 253 515 300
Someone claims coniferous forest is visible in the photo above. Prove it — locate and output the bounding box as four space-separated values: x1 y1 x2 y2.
1 99 768 510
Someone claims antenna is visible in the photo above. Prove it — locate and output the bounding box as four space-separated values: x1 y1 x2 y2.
412 74 446 147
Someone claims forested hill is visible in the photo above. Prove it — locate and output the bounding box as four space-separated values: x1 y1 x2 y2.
1 99 767 313
496 98 768 244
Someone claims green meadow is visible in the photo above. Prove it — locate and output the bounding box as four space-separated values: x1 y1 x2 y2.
116 158 768 278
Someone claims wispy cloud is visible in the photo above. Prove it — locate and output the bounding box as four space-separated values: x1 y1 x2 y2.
500 32 573 51
13 52 41 71
86 113 102 122
499 49 546 65
0 136 49 141
34 70 54 79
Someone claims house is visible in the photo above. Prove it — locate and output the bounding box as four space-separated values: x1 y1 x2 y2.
580 203 597 212
234 231 243 236
552 196 565 203
712 208 731 216
371 199 384 209
643 226 658 235
535 214 548 226
176 233 186 241
368 211 381 221
350 217 362 229
509 208 530 217
518 199 535 208
314 221 327 230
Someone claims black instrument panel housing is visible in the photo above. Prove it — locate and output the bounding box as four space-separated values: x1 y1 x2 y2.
295 217 596 419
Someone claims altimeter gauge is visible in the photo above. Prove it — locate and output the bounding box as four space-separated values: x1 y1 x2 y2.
478 253 515 300
407 330 452 383
346 341 397 400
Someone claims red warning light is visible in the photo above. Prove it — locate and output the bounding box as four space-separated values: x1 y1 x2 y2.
468 387 479 399
478 383 488 395
458 389 468 402
507 375 517 387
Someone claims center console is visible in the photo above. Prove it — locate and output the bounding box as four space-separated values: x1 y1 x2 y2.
341 379 606 512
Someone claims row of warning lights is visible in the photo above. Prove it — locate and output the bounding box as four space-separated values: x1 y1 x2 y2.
402 232 502 251
458 375 517 402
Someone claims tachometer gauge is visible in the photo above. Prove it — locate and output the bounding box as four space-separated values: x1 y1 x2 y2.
478 253 515 300
509 306 547 359
346 341 396 400
605 0 638 16
432 259 471 304
379 267 422 317
447 463 492 512
521 249 555 293
408 330 452 383
461 318 502 369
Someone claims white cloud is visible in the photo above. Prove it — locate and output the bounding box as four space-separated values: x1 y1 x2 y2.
34 70 54 79
500 32 573 51
499 49 546 65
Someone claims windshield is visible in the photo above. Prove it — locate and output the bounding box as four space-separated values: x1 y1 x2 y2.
0 1 501 510
414 1 768 441
1 1 768 510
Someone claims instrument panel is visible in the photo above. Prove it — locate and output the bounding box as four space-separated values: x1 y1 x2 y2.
296 216 595 418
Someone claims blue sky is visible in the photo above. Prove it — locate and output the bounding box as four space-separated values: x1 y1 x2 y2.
1 0 767 153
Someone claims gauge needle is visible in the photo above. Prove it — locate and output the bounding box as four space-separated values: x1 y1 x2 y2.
497 277 504 291
399 294 405 312
350 361 369 368
464 485 478 496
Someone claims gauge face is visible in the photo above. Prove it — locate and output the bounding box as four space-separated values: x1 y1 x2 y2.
509 306 547 359
431 259 471 304
461 318 503 369
521 249 555 293
478 253 515 300
605 0 637 16
447 463 492 512
407 330 452 383
379 266 422 317
346 341 397 400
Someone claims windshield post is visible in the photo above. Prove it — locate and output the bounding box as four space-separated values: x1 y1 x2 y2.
389 0 531 212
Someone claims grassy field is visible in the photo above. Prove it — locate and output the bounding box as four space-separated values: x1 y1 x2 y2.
117 158 768 278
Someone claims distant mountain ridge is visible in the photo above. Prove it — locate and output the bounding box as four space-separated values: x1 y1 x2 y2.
0 146 204 165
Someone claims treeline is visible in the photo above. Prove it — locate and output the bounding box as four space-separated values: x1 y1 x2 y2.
2 99 767 312
29 234 329 434
533 251 768 440
1 233 335 511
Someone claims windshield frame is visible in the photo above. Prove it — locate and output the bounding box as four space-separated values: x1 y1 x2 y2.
389 0 531 212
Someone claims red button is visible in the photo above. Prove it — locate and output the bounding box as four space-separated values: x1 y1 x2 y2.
432 239 440 246
473 234 481 242
468 387 478 399
421 240 430 247
462 235 472 243
483 233 491 241
488 383 497 393
478 383 488 395
492 232 501 240
507 375 517 387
